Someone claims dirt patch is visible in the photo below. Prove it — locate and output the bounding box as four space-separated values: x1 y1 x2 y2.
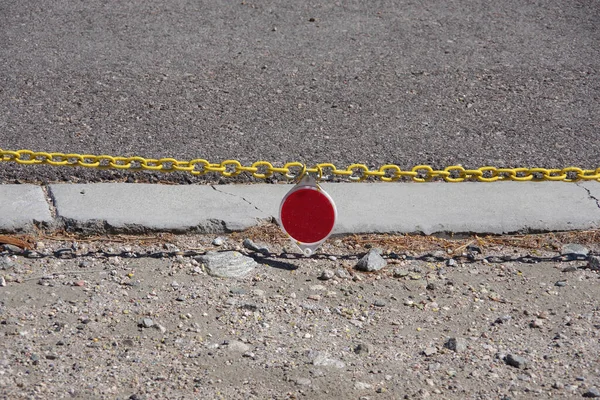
0 227 599 399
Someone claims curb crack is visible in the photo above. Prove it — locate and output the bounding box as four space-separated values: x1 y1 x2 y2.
576 182 600 209
41 185 58 219
211 185 265 214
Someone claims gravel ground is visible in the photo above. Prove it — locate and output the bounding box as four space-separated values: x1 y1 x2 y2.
1 230 599 399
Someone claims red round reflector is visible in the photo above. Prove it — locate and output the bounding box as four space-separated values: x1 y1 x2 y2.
280 187 336 244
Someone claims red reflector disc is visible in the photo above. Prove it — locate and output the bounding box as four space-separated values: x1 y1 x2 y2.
280 188 336 244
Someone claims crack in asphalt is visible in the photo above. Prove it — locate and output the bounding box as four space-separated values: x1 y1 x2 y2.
576 182 600 209
211 185 265 214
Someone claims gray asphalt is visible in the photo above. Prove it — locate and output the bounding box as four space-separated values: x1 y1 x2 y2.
0 0 598 184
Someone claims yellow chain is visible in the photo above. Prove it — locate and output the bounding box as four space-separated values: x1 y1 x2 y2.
1 148 599 182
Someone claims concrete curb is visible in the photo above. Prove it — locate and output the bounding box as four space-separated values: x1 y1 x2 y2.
0 182 599 235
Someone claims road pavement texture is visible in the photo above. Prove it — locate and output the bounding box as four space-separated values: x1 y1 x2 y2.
1 181 600 235
0 231 599 399
1 0 599 184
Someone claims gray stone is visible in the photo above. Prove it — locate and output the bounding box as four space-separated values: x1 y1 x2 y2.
3 244 22 253
141 318 154 328
428 363 441 372
561 243 589 257
447 258 458 267
229 287 247 295
335 269 351 280
588 255 600 271
393 268 409 278
318 269 335 280
552 381 564 389
504 354 528 369
0 276 5 287
242 238 269 254
311 352 345 369
530 319 543 329
196 251 258 278
583 387 600 398
293 377 312 386
212 237 225 246
354 343 374 355
555 280 567 287
225 340 250 353
562 265 578 272
445 337 467 353
370 247 384 255
355 249 387 272
373 299 386 307
423 347 437 356
354 382 373 390
0 256 15 270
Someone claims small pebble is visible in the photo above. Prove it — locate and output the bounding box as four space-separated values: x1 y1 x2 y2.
445 337 467 353
226 340 250 353
530 319 543 329
354 382 373 390
393 268 408 278
504 353 528 369
354 343 374 355
373 299 386 307
141 318 154 328
561 243 589 256
552 381 564 389
423 347 437 356
555 281 567 287
294 377 311 386
242 238 269 254
212 237 225 246
355 249 387 272
335 269 351 279
3 244 22 253
318 269 334 281
583 387 600 398
588 256 600 271
537 311 549 319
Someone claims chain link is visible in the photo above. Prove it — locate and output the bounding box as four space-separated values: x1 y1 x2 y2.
1 148 599 182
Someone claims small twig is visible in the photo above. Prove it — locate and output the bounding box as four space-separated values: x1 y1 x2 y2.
0 235 33 250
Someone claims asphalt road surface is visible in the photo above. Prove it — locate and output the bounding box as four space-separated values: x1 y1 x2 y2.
0 0 598 183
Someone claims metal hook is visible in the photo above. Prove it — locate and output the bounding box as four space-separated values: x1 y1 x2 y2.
293 163 307 184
